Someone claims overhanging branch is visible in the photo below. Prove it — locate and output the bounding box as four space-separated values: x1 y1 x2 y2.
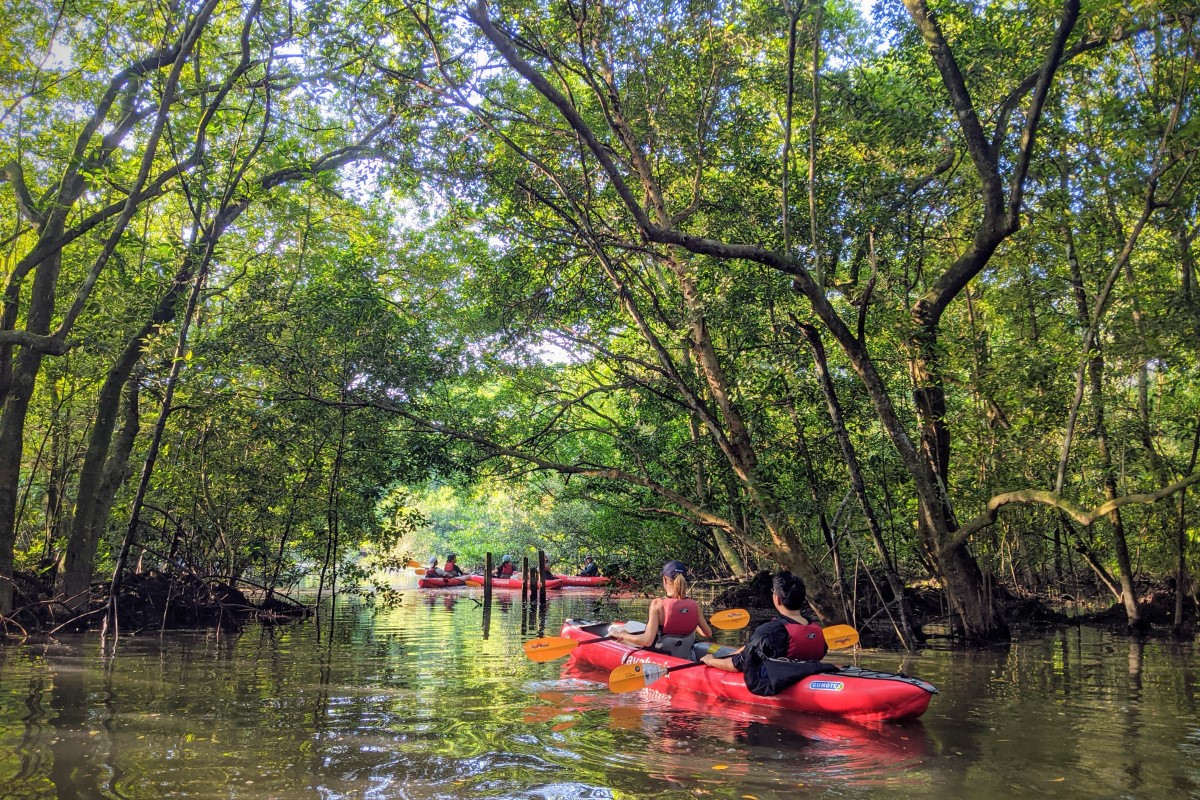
945 471 1200 552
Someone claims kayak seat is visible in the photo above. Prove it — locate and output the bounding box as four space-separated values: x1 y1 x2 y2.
653 632 697 660
693 641 737 660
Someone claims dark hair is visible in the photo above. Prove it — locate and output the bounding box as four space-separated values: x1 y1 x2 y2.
772 571 807 611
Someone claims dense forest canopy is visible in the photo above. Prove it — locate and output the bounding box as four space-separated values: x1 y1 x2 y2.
0 0 1196 643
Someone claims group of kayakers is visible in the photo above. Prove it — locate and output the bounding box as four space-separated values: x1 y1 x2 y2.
613 558 828 697
423 554 465 578
423 553 599 579
423 549 827 697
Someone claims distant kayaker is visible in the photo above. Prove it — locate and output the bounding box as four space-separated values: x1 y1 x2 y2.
613 560 712 652
700 570 829 695
443 553 465 577
425 556 447 578
578 556 599 577
494 554 516 578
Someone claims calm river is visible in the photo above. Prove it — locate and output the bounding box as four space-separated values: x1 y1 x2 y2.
0 587 1196 799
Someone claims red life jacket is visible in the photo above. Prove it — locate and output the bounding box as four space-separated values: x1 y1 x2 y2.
660 598 701 636
783 620 827 660
495 562 514 578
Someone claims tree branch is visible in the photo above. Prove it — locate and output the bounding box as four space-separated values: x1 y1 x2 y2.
0 330 68 355
946 471 1200 552
901 0 1001 216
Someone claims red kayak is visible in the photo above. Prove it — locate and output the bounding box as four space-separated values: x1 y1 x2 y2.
559 660 931 763
560 620 936 722
554 574 611 587
417 576 468 588
478 576 564 590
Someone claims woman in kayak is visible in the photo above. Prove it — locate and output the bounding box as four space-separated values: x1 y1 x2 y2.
443 553 465 577
614 560 712 652
494 554 515 578
700 570 828 695
579 556 599 577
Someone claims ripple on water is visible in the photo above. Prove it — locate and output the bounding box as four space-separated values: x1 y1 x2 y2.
3 596 1197 800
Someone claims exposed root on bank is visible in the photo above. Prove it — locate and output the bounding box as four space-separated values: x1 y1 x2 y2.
4 567 310 638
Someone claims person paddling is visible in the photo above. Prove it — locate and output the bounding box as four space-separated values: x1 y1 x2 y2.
579 556 599 577
613 560 712 655
700 570 831 695
425 556 447 578
494 554 515 578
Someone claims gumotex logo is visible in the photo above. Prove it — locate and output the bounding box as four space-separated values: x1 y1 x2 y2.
810 680 845 692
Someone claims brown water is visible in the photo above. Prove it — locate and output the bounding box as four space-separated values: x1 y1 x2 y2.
0 588 1196 799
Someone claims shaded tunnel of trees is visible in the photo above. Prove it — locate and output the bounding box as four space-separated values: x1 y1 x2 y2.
1 0 1197 645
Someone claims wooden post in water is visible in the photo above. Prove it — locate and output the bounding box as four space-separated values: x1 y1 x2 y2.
530 552 540 598
484 552 493 598
537 549 547 603
482 551 493 639
522 556 530 601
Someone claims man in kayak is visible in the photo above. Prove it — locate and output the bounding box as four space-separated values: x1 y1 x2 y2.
613 560 713 656
494 554 515 578
443 553 465 577
700 570 831 695
579 556 599 577
425 556 447 578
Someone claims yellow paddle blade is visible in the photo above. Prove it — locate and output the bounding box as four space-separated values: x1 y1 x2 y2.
413 567 426 575
824 624 860 650
608 662 669 694
406 559 423 568
465 575 483 586
523 636 580 662
709 608 751 630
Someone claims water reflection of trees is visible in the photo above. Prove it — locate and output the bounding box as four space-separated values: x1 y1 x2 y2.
3 603 1197 799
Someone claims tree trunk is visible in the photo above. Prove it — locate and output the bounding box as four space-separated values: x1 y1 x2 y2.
787 400 841 584
57 247 201 608
0 251 62 613
1174 419 1199 635
1063 214 1141 629
56 373 140 610
1090 355 1141 628
798 322 916 646
711 529 747 578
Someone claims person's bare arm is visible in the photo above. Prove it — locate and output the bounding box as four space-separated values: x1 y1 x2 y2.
701 654 738 671
615 599 663 647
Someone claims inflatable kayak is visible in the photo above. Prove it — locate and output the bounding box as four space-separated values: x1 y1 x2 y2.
560 620 936 722
559 659 931 760
554 574 611 587
417 576 468 588
479 576 564 590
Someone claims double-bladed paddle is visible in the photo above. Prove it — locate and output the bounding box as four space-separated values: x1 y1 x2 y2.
522 609 751 663
607 624 861 694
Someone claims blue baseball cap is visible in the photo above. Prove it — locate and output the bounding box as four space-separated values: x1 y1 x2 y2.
662 560 688 579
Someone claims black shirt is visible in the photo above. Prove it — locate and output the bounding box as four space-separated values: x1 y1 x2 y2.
731 615 798 671
731 615 835 696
